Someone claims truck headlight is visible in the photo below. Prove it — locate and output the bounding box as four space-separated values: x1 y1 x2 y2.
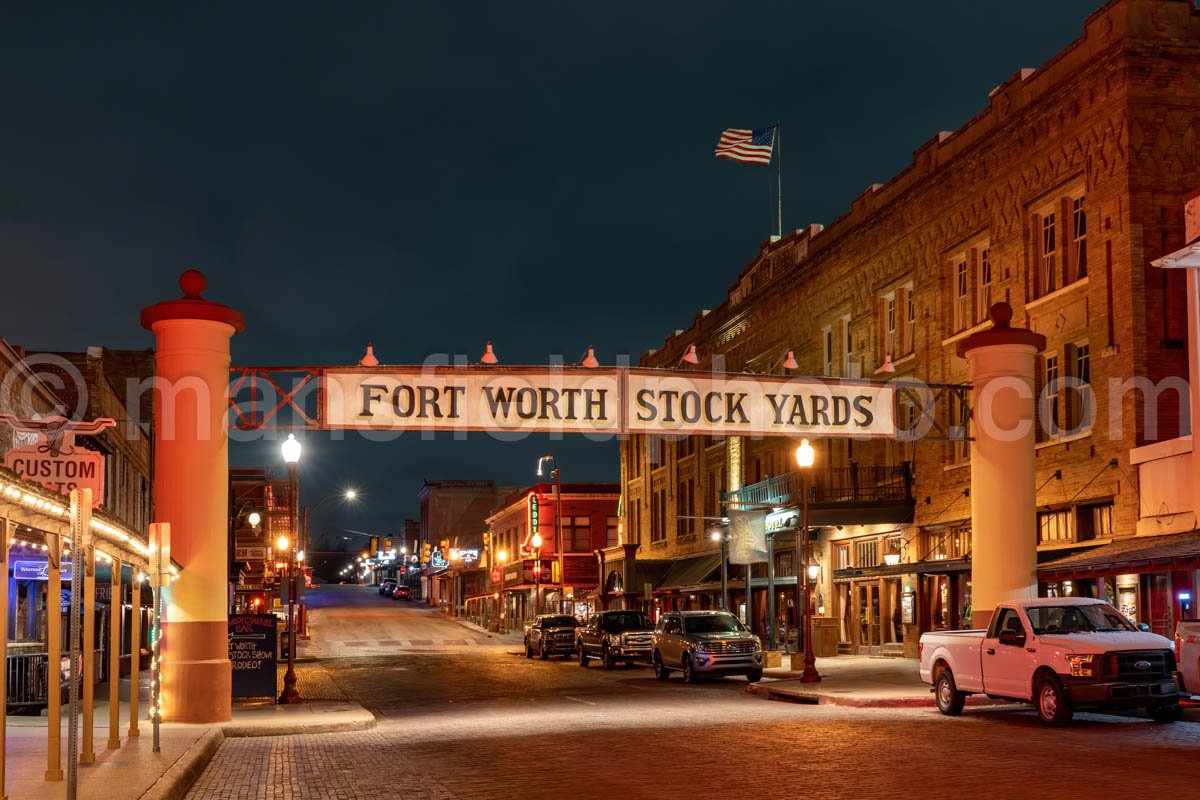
1066 654 1097 678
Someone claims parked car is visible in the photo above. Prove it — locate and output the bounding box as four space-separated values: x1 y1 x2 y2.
1176 618 1200 696
524 614 580 660
651 610 763 683
578 610 655 669
378 579 397 596
920 597 1181 726
393 585 412 600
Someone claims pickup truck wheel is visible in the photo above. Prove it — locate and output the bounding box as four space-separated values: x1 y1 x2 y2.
1035 674 1073 726
539 641 549 661
746 670 763 683
603 645 616 671
578 647 589 667
682 654 698 684
934 669 965 716
1149 704 1182 723
652 651 671 681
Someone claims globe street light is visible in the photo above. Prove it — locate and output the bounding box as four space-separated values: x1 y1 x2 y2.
794 439 820 683
279 436 302 704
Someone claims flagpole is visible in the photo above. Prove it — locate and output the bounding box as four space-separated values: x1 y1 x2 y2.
775 121 782 238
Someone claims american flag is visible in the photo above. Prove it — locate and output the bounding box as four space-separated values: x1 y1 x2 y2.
714 126 775 165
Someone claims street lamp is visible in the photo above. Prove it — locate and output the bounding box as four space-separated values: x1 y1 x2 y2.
536 455 565 613
247 511 262 528
711 529 730 611
497 549 508 633
794 439 820 683
279 435 302 704
531 532 543 614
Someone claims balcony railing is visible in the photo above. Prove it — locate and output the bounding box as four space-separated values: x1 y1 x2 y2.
725 462 913 507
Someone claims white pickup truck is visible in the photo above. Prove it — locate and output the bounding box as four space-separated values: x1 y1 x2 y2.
1176 619 1200 697
919 597 1181 725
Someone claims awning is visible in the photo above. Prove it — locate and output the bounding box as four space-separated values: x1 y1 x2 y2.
833 556 970 582
1039 531 1200 580
654 552 722 593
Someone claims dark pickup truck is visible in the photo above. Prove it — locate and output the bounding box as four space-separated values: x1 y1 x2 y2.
577 610 655 669
524 614 580 660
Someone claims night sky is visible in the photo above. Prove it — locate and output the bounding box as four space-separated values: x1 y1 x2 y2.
2 2 1099 568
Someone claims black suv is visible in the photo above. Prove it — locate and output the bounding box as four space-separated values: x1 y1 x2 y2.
577 610 655 669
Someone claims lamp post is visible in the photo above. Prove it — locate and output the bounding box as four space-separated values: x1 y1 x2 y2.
794 439 821 683
279 434 302 704
536 456 565 613
531 532 543 615
497 549 508 633
711 529 730 611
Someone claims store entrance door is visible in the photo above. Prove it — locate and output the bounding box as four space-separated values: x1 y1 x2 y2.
856 583 881 655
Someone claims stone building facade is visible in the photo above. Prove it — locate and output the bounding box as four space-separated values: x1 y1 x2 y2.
619 0 1200 654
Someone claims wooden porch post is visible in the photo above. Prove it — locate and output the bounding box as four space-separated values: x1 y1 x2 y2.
107 558 122 750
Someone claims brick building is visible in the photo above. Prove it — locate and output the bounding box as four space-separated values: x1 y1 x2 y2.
482 483 620 626
618 0 1200 655
418 480 513 607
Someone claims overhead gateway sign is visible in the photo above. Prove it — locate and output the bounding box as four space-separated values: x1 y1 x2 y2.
321 367 895 438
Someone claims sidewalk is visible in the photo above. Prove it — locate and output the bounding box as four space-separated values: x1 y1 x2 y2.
448 614 526 646
3 661 374 800
750 655 1006 708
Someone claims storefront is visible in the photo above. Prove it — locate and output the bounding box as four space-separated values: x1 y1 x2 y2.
1039 530 1200 637
833 557 970 657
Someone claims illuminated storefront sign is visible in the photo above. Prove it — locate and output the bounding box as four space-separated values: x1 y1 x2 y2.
13 559 73 581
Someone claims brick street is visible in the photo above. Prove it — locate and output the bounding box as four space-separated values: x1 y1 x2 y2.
186 587 1200 800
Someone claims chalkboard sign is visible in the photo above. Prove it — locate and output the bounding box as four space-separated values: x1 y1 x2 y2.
229 614 278 699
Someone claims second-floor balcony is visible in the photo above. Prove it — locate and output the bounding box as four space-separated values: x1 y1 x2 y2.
724 462 914 526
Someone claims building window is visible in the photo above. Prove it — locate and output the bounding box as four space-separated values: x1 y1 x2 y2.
1038 509 1074 543
950 390 970 463
1074 342 1090 385
954 260 969 332
1040 213 1058 296
1043 354 1061 437
566 516 592 552
822 326 833 376
905 290 915 354
650 490 666 543
856 539 879 568
606 516 620 548
886 296 896 350
835 544 850 570
678 435 695 458
842 314 854 377
676 479 695 536
978 248 992 317
1076 503 1112 541
1071 196 1087 280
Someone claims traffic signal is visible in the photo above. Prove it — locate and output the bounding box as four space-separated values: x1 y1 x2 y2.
369 536 379 556
421 541 432 562
383 538 393 551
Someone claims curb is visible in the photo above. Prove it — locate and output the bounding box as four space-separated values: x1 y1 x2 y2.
138 728 225 800
747 683 1007 709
